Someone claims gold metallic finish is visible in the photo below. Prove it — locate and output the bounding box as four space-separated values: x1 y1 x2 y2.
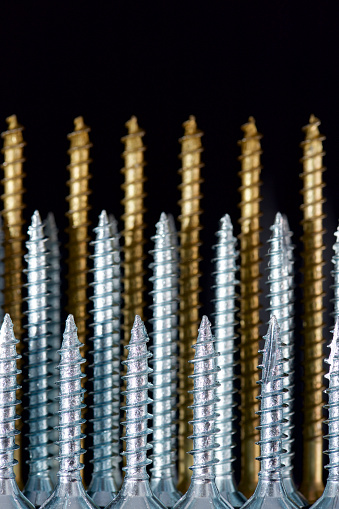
237 116 262 497
66 116 92 348
299 114 326 503
121 116 146 345
177 115 203 493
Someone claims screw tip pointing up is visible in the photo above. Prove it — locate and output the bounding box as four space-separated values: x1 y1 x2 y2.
196 315 212 343
98 210 109 227
262 315 280 384
220 213 232 230
327 316 339 378
64 314 77 335
31 210 42 227
125 115 139 134
129 315 147 344
0 313 13 341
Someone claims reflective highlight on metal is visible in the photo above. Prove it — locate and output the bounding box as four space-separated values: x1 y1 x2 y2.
23 211 53 507
212 214 246 508
105 316 166 509
173 316 232 509
149 213 181 508
241 316 298 509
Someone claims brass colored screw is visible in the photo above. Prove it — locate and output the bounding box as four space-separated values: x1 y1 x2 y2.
237 116 262 497
66 116 92 348
1 114 26 489
299 114 326 503
121 116 146 345
177 115 203 493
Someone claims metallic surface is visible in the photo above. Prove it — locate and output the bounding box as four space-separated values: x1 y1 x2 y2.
66 116 92 348
0 314 34 509
242 316 298 509
299 115 326 502
237 116 262 497
177 116 203 493
105 316 165 509
311 317 339 509
121 117 146 345
23 212 53 506
87 211 119 507
173 316 232 509
149 213 181 508
40 315 98 509
44 212 61 482
266 213 308 507
212 214 246 508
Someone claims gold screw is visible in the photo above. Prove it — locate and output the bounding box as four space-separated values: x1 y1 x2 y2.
237 116 262 497
121 116 146 345
299 114 325 503
66 116 92 348
177 115 203 493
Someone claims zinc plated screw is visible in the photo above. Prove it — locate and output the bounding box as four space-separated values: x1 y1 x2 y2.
23 211 53 507
311 316 339 509
0 314 34 509
87 211 120 507
106 315 166 509
173 316 232 509
211 214 246 508
40 315 98 509
241 316 298 509
266 213 308 508
149 213 181 508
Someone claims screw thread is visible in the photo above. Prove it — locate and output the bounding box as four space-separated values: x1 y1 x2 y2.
57 315 86 477
238 116 262 494
66 116 92 348
121 117 147 345
121 316 152 480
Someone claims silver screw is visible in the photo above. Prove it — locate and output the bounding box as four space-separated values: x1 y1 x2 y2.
40 314 98 509
23 211 53 507
173 316 232 509
44 212 61 484
266 213 308 507
211 214 246 508
149 213 181 508
331 226 339 317
0 314 34 509
241 316 298 509
87 211 119 507
310 316 339 508
105 315 166 509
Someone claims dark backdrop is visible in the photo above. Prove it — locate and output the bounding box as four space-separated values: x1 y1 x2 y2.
1 0 339 487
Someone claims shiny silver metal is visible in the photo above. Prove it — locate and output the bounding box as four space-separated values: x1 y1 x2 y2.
40 315 98 509
149 213 181 508
0 314 34 509
332 226 339 317
44 212 61 484
211 214 246 508
266 213 308 508
87 211 119 507
310 316 339 509
241 316 298 509
105 315 166 509
173 315 233 509
23 211 53 507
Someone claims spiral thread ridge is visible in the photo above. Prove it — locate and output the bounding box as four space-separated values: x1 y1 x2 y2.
24 211 51 479
121 316 152 480
66 116 92 347
121 116 147 344
57 315 86 476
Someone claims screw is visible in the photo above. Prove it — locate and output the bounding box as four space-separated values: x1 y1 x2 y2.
105 315 166 509
266 213 308 508
241 316 298 509
237 116 262 497
44 212 61 483
177 116 204 493
173 316 232 509
0 314 34 509
299 114 326 502
87 211 120 507
149 213 181 508
212 214 246 508
23 211 53 507
40 315 98 509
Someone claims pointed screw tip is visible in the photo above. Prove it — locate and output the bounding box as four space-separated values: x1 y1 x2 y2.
31 210 42 227
98 210 109 227
74 116 85 130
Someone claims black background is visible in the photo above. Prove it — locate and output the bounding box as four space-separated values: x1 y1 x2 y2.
2 0 339 488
